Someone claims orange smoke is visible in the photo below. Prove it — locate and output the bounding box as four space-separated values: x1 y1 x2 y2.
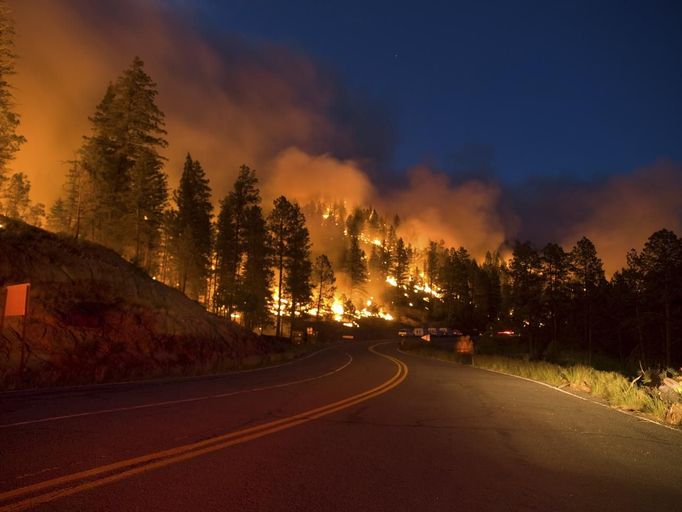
381 166 508 259
561 160 682 275
262 148 374 207
9 0 340 206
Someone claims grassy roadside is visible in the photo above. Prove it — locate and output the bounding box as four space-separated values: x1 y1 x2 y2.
401 343 674 425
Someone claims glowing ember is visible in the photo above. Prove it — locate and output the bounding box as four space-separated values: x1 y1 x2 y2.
413 282 443 299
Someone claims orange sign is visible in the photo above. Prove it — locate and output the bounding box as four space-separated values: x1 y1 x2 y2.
455 336 474 355
4 283 30 317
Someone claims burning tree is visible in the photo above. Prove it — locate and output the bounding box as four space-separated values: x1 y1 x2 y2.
168 154 213 299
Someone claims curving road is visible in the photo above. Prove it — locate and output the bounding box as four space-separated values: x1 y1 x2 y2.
0 341 680 511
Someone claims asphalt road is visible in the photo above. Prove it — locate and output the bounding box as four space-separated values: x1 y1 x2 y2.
0 340 680 511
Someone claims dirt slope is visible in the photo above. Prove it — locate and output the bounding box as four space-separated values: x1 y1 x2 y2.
0 216 267 388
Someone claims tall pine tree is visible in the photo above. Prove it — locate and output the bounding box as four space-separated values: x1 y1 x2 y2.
570 237 606 363
268 196 295 337
170 154 213 299
285 204 312 328
80 57 167 255
268 196 313 337
215 165 264 319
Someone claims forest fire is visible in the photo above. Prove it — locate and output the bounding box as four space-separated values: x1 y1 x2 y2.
0 0 679 372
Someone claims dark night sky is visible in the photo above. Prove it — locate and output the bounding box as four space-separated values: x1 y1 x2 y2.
194 0 682 183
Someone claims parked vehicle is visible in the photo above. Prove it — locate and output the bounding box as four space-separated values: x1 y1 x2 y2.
398 328 409 337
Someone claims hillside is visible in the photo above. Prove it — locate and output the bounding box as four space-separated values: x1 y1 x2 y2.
0 216 267 388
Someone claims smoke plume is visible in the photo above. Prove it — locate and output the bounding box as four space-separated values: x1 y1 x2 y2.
561 161 682 275
7 1 682 276
9 0 385 206
262 148 374 207
383 166 509 259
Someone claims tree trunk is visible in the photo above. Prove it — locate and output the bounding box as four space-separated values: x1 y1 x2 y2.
227 216 241 318
275 242 284 338
316 278 323 322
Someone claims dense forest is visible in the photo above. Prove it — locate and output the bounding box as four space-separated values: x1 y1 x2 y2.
0 7 680 370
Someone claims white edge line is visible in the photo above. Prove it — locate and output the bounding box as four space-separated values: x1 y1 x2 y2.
397 346 681 435
0 352 353 429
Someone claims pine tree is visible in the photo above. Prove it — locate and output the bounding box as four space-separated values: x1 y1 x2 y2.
286 204 312 321
393 237 410 287
509 241 543 356
0 1 25 195
60 158 87 238
479 251 503 325
267 197 313 337
47 198 69 233
439 247 473 327
638 229 682 367
343 210 368 300
570 237 606 364
1 171 28 219
426 241 442 288
268 196 296 337
130 148 167 271
0 170 42 225
26 201 45 227
80 57 167 254
239 204 272 330
313 255 336 320
80 84 126 247
621 249 649 363
215 165 262 317
170 154 213 299
540 242 571 349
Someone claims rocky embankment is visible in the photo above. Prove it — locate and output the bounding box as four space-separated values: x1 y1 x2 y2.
0 216 267 388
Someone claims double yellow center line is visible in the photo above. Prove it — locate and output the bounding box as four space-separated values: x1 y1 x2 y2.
0 344 408 511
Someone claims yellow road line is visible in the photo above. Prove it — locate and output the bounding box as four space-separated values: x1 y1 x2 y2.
0 344 407 512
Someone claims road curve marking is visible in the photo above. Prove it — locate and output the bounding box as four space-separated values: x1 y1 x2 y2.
0 344 407 512
0 352 354 429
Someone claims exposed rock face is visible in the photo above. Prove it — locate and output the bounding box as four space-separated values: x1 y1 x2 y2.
0 217 267 387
